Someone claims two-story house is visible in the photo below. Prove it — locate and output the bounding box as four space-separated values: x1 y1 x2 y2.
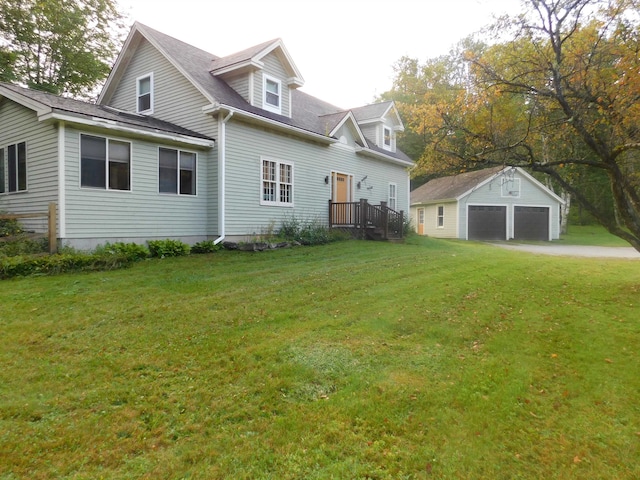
0 22 412 249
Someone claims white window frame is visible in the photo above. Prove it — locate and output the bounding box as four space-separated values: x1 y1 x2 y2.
79 134 131 191
0 141 27 193
437 205 445 228
136 73 154 114
263 74 282 114
382 126 393 151
158 147 197 196
388 182 397 211
260 157 293 207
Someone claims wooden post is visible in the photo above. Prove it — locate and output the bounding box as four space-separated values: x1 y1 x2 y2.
328 199 333 228
380 201 389 240
400 210 405 238
359 198 367 239
48 202 57 254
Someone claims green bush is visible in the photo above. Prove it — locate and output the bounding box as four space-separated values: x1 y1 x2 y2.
147 239 191 258
0 217 23 237
191 239 222 254
0 235 48 257
278 217 343 245
0 252 133 279
95 242 149 261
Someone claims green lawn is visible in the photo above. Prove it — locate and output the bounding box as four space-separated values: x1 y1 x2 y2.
1 237 639 479
559 225 632 247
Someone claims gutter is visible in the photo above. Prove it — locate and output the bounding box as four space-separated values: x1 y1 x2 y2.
213 110 234 245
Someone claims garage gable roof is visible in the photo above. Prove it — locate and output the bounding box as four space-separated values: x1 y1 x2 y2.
411 166 565 205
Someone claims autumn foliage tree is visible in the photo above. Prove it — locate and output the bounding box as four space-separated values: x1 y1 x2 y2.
387 0 640 251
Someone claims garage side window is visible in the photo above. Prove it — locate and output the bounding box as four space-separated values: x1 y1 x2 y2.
437 205 444 228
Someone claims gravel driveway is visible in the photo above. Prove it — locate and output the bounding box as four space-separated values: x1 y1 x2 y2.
490 243 640 259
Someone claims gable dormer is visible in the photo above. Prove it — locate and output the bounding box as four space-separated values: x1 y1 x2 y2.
352 102 404 153
209 39 304 118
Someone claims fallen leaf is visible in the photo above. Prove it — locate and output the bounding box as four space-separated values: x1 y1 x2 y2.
551 353 558 358
605 358 613 363
573 455 581 464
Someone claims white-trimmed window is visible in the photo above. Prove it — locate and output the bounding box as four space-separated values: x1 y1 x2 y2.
261 158 293 206
501 177 520 197
80 135 131 191
388 182 397 210
383 126 393 151
137 73 154 114
263 75 281 114
159 148 196 195
1 142 27 193
437 205 445 228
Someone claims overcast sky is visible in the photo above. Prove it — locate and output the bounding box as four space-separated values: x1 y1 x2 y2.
121 0 522 108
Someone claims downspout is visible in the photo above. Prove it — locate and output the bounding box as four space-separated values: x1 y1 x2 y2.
213 110 234 245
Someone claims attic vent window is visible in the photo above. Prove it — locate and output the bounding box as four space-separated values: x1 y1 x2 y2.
137 73 154 114
263 75 281 114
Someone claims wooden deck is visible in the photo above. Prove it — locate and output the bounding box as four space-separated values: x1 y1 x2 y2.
328 199 404 241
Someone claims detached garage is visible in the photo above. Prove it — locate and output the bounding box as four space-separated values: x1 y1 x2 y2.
410 166 564 241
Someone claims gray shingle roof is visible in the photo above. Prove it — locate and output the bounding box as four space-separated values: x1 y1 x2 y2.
0 81 213 141
411 167 505 204
133 23 412 163
209 39 280 73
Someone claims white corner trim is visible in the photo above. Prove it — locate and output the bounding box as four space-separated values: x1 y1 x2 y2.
57 122 66 238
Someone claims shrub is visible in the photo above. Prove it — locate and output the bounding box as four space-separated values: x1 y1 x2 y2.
0 217 23 237
0 252 133 279
147 239 191 258
0 235 48 257
278 217 343 246
95 242 149 261
191 240 222 254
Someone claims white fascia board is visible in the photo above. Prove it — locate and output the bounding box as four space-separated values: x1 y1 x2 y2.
354 146 415 167
211 59 264 76
515 167 566 204
98 27 141 104
256 40 305 87
0 87 52 116
39 111 215 148
202 103 336 145
329 112 368 146
126 24 218 107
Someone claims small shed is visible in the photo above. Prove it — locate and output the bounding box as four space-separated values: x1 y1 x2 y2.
410 166 565 241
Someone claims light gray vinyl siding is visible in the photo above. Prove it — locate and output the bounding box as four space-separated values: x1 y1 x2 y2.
360 124 377 146
63 125 216 244
223 120 409 237
459 170 561 239
108 38 217 139
256 53 291 117
0 99 58 233
226 74 251 103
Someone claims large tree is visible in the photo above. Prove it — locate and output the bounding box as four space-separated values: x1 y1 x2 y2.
389 0 640 251
0 0 125 98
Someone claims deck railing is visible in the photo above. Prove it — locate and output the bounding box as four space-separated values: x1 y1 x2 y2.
328 199 403 240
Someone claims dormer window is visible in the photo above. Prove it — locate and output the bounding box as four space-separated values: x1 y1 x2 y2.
383 126 393 151
263 75 281 114
137 73 154 114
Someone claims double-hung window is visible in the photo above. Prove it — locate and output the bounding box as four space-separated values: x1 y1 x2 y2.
263 75 281 114
80 134 131 190
1 142 27 193
261 158 293 206
137 73 154 114
159 148 196 195
383 126 393 151
388 183 397 211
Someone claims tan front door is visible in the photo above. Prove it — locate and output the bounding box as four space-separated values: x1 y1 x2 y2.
418 208 425 235
332 172 351 224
